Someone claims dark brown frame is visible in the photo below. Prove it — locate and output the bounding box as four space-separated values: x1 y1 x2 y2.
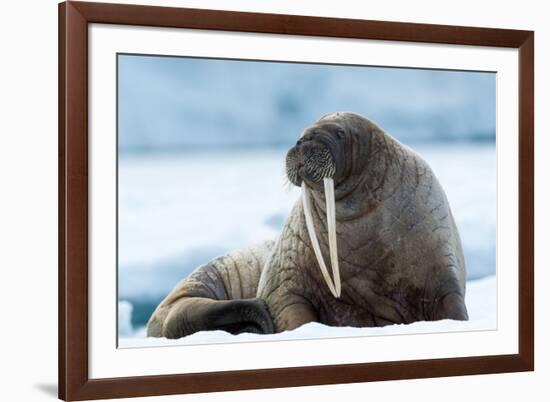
59 1 534 400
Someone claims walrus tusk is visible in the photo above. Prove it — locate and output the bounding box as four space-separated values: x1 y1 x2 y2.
301 179 341 298
324 178 341 297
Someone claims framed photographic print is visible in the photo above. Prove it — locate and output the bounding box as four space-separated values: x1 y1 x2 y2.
59 1 534 400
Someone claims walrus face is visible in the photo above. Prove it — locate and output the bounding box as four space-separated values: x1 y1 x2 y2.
285 122 347 188
285 116 355 299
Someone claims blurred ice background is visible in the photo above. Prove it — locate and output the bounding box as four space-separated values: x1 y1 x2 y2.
117 54 496 341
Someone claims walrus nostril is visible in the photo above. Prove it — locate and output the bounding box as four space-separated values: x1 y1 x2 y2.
299 132 317 144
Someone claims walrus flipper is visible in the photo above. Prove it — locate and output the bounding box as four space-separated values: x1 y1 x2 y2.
159 297 273 338
433 292 469 321
147 241 275 339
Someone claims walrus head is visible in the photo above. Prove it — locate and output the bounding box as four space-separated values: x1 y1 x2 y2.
286 116 346 188
285 112 374 298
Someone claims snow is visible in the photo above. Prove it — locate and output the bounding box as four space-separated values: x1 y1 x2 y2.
118 275 496 348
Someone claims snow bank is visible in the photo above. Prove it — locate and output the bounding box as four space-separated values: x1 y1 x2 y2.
118 275 496 348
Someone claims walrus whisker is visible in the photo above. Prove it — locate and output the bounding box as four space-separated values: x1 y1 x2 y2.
301 181 340 298
281 172 294 192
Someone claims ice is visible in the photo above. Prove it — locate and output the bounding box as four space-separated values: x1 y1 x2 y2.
118 275 496 348
117 300 134 337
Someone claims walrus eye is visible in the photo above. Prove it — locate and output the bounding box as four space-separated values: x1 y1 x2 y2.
336 130 345 140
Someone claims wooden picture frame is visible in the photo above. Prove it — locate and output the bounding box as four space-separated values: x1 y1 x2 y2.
59 1 534 400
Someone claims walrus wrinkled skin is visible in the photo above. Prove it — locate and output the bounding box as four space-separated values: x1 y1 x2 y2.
147 242 275 338
147 112 468 338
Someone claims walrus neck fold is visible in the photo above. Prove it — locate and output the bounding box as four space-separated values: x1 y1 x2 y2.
301 179 341 298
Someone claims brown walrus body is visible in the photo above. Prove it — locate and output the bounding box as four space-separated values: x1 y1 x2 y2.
147 241 275 338
147 112 467 338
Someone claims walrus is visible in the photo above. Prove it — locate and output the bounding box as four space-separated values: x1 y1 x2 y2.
147 112 468 338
